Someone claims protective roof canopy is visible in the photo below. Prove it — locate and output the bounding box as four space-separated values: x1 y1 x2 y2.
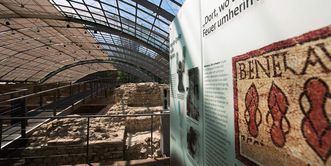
0 0 183 83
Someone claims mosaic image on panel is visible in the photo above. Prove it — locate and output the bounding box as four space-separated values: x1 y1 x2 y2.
233 25 331 166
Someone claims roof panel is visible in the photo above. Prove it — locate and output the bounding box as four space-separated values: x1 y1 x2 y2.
50 0 182 57
0 0 180 83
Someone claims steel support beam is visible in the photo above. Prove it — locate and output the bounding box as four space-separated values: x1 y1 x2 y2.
130 0 174 21
39 59 157 83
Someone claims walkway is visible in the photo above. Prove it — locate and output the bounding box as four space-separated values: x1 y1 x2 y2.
1 90 93 148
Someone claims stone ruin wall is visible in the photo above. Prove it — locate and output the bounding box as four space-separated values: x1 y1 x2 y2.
108 82 168 133
112 82 165 107
107 82 168 160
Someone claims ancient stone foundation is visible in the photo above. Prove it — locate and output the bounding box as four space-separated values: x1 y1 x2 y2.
24 117 125 165
24 141 123 166
21 82 168 165
108 82 168 160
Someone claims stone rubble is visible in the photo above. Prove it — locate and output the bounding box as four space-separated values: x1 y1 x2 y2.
29 116 124 147
25 115 125 165
125 131 162 160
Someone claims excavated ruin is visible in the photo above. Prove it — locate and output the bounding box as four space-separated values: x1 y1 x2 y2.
107 82 168 160
23 82 168 165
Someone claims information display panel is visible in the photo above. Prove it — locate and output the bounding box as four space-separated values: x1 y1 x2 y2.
170 0 331 165
169 0 203 165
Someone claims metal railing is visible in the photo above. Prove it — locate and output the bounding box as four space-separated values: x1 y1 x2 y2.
0 112 169 165
0 89 28 98
0 79 115 150
0 79 113 116
0 79 112 104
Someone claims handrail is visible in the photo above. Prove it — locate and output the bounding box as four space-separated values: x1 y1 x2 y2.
0 111 169 164
0 78 113 104
0 86 107 117
0 112 169 120
0 89 28 98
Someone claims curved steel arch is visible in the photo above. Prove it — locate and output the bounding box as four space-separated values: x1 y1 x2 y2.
0 14 169 60
97 42 167 65
0 26 167 70
113 64 154 82
0 0 179 83
39 59 157 83
0 26 164 68
0 28 167 82
0 30 162 70
105 54 168 80
0 21 168 83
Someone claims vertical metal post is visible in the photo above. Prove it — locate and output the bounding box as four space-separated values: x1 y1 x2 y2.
21 97 27 139
95 82 97 96
39 85 43 107
121 97 125 114
96 82 99 97
150 115 153 157
91 83 94 98
57 83 60 100
11 93 23 125
53 89 56 102
70 83 72 96
163 89 168 110
0 119 2 149
10 93 15 125
86 117 90 165
73 84 76 94
53 89 57 117
71 85 75 111
83 83 86 104
53 106 57 116
160 113 170 156
96 82 98 96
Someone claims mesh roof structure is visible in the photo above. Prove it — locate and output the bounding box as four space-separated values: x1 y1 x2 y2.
0 0 183 83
